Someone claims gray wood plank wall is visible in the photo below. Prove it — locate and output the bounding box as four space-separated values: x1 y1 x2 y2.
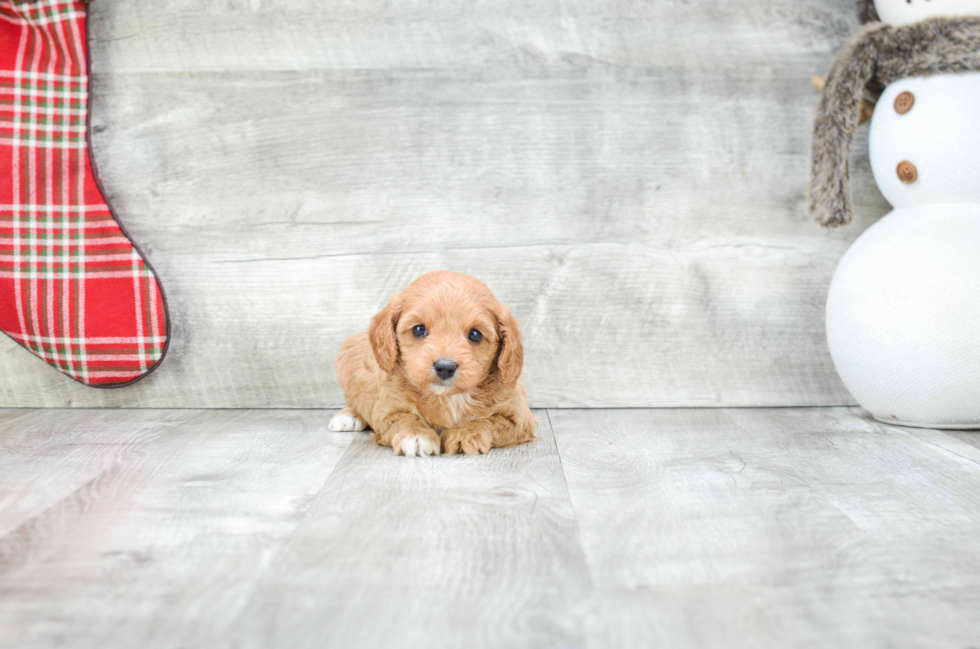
0 0 887 408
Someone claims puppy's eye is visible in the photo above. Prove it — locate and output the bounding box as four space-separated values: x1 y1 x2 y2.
412 325 427 338
468 328 483 343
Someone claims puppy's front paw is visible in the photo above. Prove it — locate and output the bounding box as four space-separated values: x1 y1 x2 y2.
328 408 367 432
391 429 441 457
443 425 492 456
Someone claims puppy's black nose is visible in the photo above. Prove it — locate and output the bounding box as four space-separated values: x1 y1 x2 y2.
434 359 457 381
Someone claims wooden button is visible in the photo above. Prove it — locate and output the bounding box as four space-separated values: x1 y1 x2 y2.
894 91 915 114
896 161 917 184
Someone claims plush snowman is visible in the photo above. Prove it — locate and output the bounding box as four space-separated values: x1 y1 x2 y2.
808 1 980 428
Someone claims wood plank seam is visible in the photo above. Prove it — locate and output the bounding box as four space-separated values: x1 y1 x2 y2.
543 408 604 626
0 410 216 569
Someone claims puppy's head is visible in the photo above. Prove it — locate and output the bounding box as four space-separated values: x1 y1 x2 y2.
369 271 523 395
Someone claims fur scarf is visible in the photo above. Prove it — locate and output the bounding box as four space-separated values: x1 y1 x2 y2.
858 0 879 24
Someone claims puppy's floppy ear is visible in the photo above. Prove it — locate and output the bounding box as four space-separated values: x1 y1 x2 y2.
494 307 524 386
369 293 403 374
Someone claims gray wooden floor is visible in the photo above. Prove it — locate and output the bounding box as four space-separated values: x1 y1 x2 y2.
2 408 978 648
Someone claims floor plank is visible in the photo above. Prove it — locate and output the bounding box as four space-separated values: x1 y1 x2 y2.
0 409 354 649
4 407 977 648
230 410 597 649
940 430 980 455
0 409 198 538
549 408 980 648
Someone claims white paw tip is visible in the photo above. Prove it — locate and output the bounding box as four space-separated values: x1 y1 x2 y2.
418 436 440 456
400 437 417 457
328 412 365 432
396 434 441 457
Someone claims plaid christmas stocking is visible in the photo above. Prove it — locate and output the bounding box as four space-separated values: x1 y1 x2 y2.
0 0 169 387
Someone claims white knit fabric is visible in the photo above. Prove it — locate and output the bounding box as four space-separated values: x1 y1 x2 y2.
874 0 980 26
869 73 980 209
828 7 980 428
827 204 980 428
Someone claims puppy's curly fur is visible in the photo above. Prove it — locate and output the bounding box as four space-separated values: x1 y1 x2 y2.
330 271 538 457
808 17 980 227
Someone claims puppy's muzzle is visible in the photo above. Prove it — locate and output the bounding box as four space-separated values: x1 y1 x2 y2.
433 359 457 381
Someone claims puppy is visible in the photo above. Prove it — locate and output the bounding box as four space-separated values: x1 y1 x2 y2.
329 271 537 457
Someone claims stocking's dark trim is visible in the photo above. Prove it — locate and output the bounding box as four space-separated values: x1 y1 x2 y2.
83 3 172 389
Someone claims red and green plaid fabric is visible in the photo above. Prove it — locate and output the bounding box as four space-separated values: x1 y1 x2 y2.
0 0 169 386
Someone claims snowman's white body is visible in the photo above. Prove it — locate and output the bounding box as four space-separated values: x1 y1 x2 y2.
827 73 980 428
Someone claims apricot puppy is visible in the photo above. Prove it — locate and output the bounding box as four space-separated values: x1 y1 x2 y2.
329 271 537 457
